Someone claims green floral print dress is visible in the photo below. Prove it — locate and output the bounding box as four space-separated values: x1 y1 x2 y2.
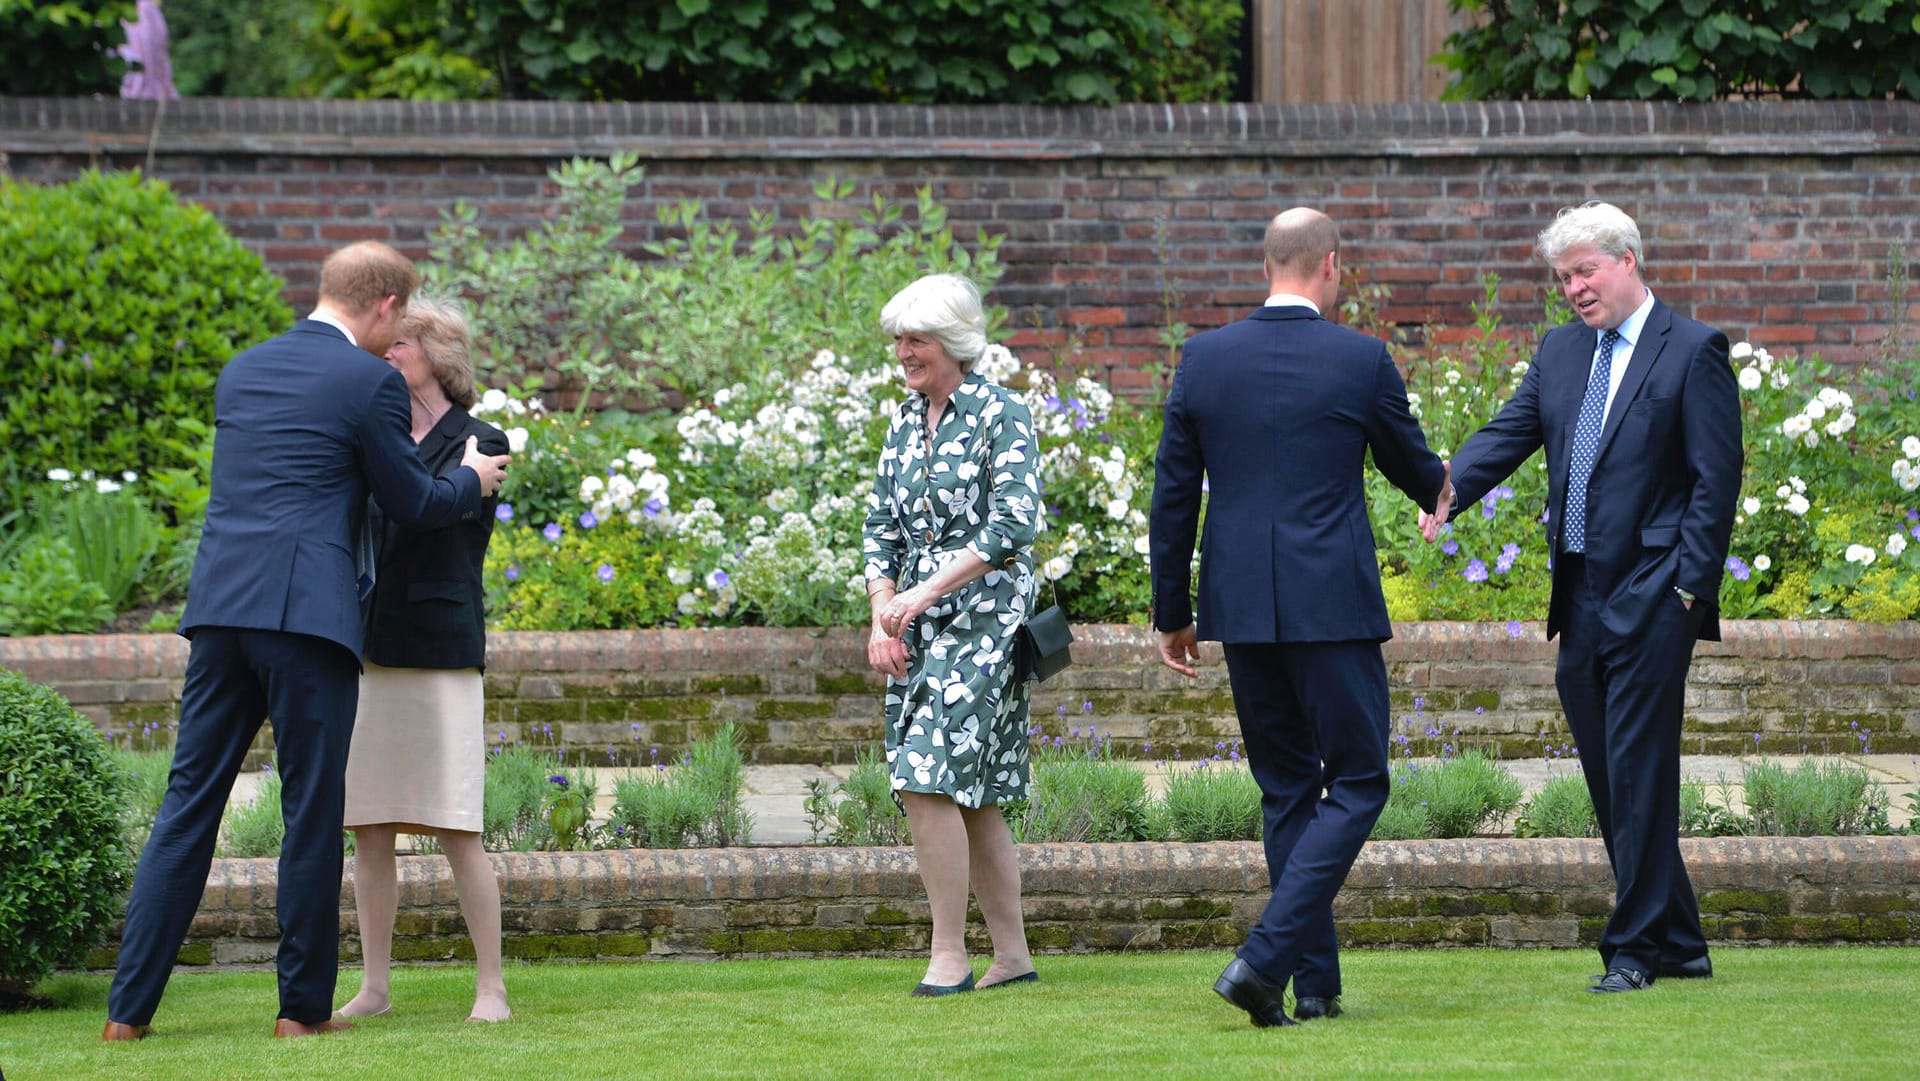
862 373 1042 807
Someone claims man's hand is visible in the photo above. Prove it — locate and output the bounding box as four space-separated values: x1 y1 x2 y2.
1420 459 1454 543
867 623 909 678
462 435 511 497
1158 624 1201 678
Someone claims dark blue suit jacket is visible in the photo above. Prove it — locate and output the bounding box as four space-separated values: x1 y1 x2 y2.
1449 298 1743 642
1151 305 1447 643
179 320 484 658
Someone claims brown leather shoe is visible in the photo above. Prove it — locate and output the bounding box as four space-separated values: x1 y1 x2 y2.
102 1021 152 1041
273 1017 355 1038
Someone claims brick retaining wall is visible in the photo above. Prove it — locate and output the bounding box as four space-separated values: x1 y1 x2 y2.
4 99 1919 382
80 836 1920 971
4 622 1916 760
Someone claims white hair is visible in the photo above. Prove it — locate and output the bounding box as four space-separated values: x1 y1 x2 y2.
879 273 986 372
1536 201 1644 267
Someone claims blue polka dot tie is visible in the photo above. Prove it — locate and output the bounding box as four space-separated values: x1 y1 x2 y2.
1563 328 1620 555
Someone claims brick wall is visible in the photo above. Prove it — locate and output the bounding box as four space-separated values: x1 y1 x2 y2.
80 836 1920 971
5 622 1916 761
4 99 1919 385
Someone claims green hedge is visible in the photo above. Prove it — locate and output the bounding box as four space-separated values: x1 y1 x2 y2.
0 669 130 996
1441 0 1920 101
0 171 291 508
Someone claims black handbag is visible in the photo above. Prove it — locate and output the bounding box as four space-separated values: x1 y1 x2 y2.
1015 583 1074 682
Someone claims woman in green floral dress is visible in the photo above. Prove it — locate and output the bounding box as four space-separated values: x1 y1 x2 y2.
863 273 1042 996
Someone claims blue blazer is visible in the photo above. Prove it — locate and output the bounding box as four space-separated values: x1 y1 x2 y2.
179 321 484 658
1150 305 1447 643
1448 299 1743 642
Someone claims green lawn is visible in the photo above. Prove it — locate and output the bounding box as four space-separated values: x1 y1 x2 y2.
5 948 1918 1080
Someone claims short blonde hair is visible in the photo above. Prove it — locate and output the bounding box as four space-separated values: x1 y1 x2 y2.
1537 201 1644 267
317 241 417 316
880 274 987 372
400 294 477 409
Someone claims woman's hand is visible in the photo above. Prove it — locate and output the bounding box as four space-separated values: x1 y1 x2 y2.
878 583 935 639
867 622 909 678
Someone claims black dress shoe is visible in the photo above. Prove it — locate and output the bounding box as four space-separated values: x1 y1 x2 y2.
977 971 1039 990
1212 958 1298 1028
1588 968 1653 994
911 972 975 997
1659 955 1713 980
1293 996 1342 1021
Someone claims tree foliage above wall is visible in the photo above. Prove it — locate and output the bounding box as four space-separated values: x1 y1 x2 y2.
1440 0 1920 101
0 0 137 96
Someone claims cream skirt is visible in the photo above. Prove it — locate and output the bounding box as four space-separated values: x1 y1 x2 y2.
342 663 485 833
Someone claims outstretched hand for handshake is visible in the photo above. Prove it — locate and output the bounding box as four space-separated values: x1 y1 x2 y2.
1418 460 1454 543
461 435 512 497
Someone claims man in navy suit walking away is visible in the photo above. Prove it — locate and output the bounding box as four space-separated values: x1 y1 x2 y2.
104 242 512 1040
1150 208 1453 1027
1430 202 1742 994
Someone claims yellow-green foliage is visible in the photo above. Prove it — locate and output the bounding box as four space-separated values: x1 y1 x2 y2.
1846 568 1920 622
1381 570 1425 622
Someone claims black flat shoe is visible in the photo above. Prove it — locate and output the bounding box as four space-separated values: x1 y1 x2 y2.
911 972 976 997
977 971 1039 990
1588 968 1653 994
1212 958 1297 1028
1293 995 1342 1021
1659 955 1713 979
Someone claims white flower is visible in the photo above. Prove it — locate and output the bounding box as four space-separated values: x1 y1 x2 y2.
95 479 121 494
1769 370 1790 390
1041 554 1073 581
1904 436 1920 458
1105 498 1129 520
1844 544 1877 566
1824 411 1854 437
668 567 692 586
1789 476 1806 493
1742 497 1761 515
1730 341 1753 360
1132 535 1151 556
121 470 138 483
1817 387 1850 410
1786 493 1810 516
1889 533 1909 559
1775 484 1792 499
677 591 700 615
505 427 529 453
1753 554 1772 572
46 468 72 482
477 388 508 414
1737 367 1762 391
1780 415 1811 438
1803 399 1827 421
1802 431 1820 449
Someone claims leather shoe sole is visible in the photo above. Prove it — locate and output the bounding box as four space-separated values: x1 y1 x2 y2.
102 1021 152 1042
1213 958 1298 1028
273 1017 355 1037
1294 996 1343 1021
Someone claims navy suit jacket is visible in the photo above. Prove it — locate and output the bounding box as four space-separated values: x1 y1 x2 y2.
179 321 484 658
1150 305 1447 643
1449 298 1743 642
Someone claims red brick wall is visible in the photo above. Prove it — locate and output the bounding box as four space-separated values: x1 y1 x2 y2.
6 622 1916 761
5 99 1918 387
80 836 1920 970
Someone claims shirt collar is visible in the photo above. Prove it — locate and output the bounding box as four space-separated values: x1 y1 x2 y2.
1611 290 1655 347
1263 293 1320 315
307 306 359 348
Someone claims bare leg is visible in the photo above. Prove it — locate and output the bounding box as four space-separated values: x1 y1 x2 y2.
336 825 396 1017
960 805 1034 986
439 829 510 1022
900 793 973 986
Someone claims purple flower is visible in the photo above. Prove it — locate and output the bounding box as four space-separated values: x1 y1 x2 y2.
544 522 563 542
597 563 616 583
51 338 66 355
1083 700 1094 713
579 510 599 529
549 774 569 787
505 563 520 581
495 503 515 521
1463 559 1489 583
1507 620 1523 638
644 498 663 517
1726 555 1750 581
1441 538 1459 556
712 569 730 588
1496 485 1514 500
